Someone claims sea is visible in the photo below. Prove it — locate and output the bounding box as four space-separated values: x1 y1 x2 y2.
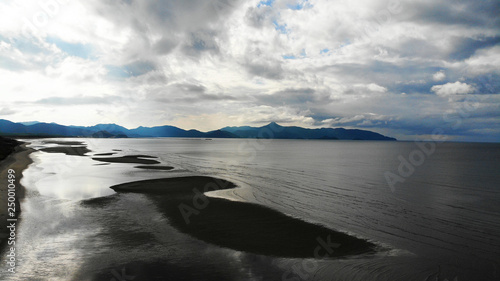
1 138 499 280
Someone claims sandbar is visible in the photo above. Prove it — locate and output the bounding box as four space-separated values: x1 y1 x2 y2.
42 140 85 146
111 176 376 258
93 152 116 156
92 155 160 164
134 165 174 170
40 146 91 156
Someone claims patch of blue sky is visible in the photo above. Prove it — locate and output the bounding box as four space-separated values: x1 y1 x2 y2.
287 0 312 10
300 48 306 57
106 61 155 79
258 0 275 7
46 37 94 60
0 56 25 71
254 78 265 85
273 20 288 34
3 36 48 55
339 39 351 48
283 49 307 60
320 48 330 54
105 65 130 79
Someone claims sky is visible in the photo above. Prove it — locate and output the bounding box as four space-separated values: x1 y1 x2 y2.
0 0 499 142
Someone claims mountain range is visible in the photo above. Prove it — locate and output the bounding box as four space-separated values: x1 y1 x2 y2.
0 119 396 141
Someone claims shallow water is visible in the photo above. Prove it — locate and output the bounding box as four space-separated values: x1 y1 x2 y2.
1 138 499 280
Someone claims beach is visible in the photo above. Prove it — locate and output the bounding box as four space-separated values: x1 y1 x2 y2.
0 142 34 251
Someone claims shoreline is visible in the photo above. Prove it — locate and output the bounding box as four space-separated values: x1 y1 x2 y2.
0 142 35 252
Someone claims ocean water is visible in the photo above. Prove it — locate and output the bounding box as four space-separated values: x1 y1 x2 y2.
1 138 499 280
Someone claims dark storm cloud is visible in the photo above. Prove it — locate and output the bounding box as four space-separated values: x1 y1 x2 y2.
152 37 178 55
406 0 500 28
181 30 220 58
393 35 500 62
468 73 500 94
320 61 442 93
243 58 284 80
93 0 244 60
396 38 441 59
449 36 500 61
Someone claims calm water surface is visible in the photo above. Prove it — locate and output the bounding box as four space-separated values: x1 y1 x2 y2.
1 138 499 280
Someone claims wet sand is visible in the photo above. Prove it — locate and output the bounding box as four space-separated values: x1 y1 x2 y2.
0 144 35 251
111 176 377 258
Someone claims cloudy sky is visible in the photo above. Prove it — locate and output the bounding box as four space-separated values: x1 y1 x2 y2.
0 0 499 141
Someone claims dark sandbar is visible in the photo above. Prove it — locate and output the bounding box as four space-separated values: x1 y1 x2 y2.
111 176 376 258
93 152 116 156
40 146 91 156
134 165 174 171
43 140 85 146
92 155 160 164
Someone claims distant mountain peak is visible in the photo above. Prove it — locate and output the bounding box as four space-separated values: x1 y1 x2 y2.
264 121 282 127
20 121 41 126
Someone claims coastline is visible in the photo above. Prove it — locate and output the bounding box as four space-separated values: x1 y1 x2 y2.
0 142 34 252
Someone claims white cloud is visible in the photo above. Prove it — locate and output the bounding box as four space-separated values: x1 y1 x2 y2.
433 70 446 81
431 81 476 97
367 83 388 92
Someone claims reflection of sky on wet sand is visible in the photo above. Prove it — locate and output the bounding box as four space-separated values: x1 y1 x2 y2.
21 139 192 200
24 152 116 199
